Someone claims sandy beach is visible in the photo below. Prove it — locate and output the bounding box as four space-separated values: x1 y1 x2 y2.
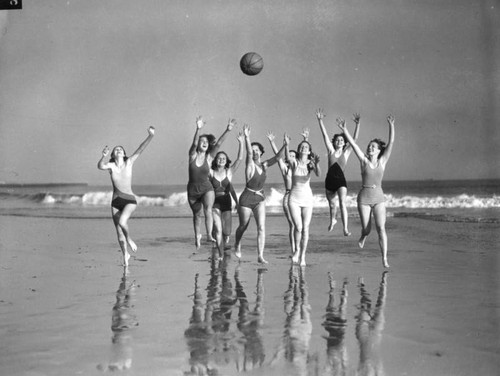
1 213 499 376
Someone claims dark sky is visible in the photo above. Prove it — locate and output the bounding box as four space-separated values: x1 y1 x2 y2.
0 0 498 185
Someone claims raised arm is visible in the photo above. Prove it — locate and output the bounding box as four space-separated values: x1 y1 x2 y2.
189 116 204 156
337 117 366 163
309 152 322 177
230 131 245 173
97 145 112 170
343 113 361 156
381 115 395 163
210 118 236 157
266 131 287 176
301 127 310 141
316 109 334 154
243 124 255 181
128 126 155 163
265 133 289 168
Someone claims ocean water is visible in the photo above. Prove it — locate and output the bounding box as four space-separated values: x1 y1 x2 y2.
0 179 499 223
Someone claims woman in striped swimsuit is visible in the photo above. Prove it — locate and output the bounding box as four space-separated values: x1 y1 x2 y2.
337 115 395 268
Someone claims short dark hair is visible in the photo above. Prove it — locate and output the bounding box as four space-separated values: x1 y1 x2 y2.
251 142 265 155
368 138 387 159
211 151 232 169
331 133 348 150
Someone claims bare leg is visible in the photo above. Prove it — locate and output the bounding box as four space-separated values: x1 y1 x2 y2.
117 204 137 253
221 210 232 248
234 206 252 259
299 206 313 266
189 198 203 249
357 204 372 249
326 190 337 232
373 203 389 268
337 187 351 236
254 202 268 264
289 202 303 264
283 195 296 255
202 190 215 242
112 209 130 266
212 207 223 259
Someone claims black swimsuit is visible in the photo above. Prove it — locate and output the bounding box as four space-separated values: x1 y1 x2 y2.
325 162 347 192
111 188 137 211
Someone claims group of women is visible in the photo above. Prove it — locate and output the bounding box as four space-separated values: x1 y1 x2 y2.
98 111 395 268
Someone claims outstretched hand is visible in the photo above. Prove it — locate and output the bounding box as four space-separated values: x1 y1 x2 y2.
284 133 291 145
266 131 275 142
316 108 325 120
352 113 361 124
237 130 244 143
336 117 346 131
195 116 205 129
243 124 251 137
301 127 310 140
387 114 395 126
227 118 237 131
148 126 155 135
102 146 110 157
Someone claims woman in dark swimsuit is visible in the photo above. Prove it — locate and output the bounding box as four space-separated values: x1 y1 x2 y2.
316 109 360 236
209 131 244 258
98 126 155 266
188 116 235 250
233 124 289 264
337 115 395 268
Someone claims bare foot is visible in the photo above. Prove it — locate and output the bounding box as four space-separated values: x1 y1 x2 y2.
343 229 351 236
195 234 202 250
128 239 137 253
208 235 216 243
328 219 337 232
383 259 390 268
300 259 306 267
291 252 300 264
234 243 242 259
358 235 367 249
258 257 268 264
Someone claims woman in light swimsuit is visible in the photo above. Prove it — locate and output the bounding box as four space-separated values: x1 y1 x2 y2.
316 109 360 235
188 116 235 250
266 128 309 256
98 126 155 266
286 139 321 266
209 131 244 258
234 124 288 264
337 115 395 268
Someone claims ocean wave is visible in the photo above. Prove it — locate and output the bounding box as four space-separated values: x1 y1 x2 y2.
3 189 500 210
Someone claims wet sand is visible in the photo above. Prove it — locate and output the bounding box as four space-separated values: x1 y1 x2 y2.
1 214 499 375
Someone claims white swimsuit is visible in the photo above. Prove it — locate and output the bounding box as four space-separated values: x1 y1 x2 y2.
289 163 313 208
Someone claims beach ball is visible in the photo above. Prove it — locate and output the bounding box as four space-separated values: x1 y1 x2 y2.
240 52 264 76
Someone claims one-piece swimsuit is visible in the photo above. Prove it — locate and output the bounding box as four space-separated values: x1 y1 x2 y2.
289 163 313 208
357 161 385 206
210 173 232 212
187 157 214 200
239 166 266 210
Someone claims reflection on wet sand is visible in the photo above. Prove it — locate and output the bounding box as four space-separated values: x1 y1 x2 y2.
271 265 312 376
234 266 266 372
97 266 138 372
184 256 266 375
322 273 349 376
355 272 388 376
